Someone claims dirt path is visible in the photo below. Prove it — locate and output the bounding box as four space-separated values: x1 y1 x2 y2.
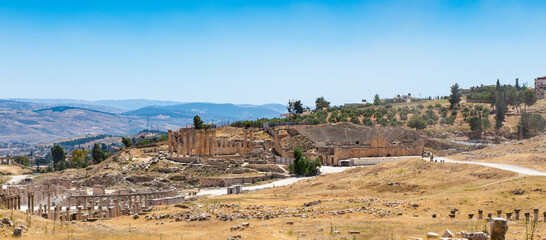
403 157 546 201
432 157 546 176
197 166 352 197
6 175 29 185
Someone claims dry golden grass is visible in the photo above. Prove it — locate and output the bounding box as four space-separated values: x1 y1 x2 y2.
0 165 28 175
450 134 546 172
4 157 544 239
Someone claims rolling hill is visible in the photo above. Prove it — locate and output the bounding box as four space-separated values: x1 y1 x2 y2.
0 100 286 144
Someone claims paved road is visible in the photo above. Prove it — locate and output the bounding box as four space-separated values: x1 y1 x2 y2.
429 157 546 176
197 166 352 197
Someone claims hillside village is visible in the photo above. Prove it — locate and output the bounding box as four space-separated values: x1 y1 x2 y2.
0 78 545 239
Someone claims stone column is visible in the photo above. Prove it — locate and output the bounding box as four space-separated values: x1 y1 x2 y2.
27 194 31 212
54 205 58 220
129 196 133 214
249 129 253 152
533 209 539 222
514 209 520 220
65 206 70 221
242 130 247 154
490 218 508 240
478 209 483 220
90 199 95 219
168 130 174 153
98 198 103 219
211 130 216 156
199 130 204 156
193 131 199 156
506 212 512 220
115 198 120 217
31 194 34 215
496 209 502 218
185 132 191 156
524 212 530 221
39 204 43 216
178 132 184 155
77 207 82 221
47 193 51 219
87 206 92 220
204 131 209 156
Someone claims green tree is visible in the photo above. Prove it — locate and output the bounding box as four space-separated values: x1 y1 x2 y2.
315 96 330 110
519 113 546 138
294 100 304 114
71 149 88 168
193 115 204 129
288 148 321 176
350 116 361 124
522 89 537 113
494 88 507 130
448 83 462 109
373 94 381 106
51 145 67 171
121 137 132 148
363 117 374 125
91 143 107 164
407 115 427 130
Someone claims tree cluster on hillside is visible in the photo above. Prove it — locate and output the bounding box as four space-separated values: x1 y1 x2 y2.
232 96 455 130
465 79 537 131
288 148 321 176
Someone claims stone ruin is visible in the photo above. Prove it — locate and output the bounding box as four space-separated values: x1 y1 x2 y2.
167 128 254 157
1 178 179 222
273 123 425 166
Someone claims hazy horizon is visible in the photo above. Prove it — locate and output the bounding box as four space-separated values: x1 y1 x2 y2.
1 1 545 106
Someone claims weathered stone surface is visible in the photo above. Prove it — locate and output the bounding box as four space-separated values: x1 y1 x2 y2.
441 230 453 238
133 214 139 219
490 218 508 240
472 232 487 240
13 227 22 237
2 217 13 227
427 232 438 238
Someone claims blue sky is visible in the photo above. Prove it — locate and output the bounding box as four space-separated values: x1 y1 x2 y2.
1 1 546 106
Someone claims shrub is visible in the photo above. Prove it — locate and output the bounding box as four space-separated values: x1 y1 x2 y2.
288 148 321 176
407 115 427 130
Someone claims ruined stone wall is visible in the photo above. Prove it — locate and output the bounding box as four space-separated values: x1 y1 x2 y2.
169 128 254 157
199 175 271 188
325 137 424 165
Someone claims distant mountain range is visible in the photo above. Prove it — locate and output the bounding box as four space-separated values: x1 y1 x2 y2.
0 99 286 144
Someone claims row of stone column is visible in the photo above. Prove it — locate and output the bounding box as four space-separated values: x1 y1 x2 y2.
31 191 174 221
447 208 545 222
170 129 216 156
0 195 21 210
242 129 253 154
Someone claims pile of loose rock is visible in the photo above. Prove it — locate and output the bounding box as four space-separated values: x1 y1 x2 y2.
144 211 211 222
